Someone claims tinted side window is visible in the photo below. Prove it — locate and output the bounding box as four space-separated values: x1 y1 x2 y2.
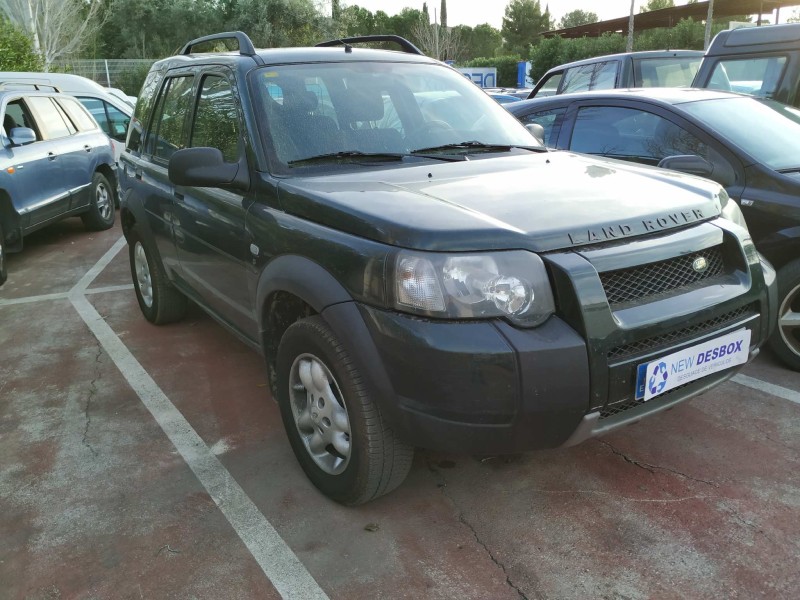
58 96 97 131
150 76 194 162
127 69 162 153
519 107 566 147
708 56 787 98
79 97 110 133
26 96 73 139
635 57 701 87
105 102 130 141
190 75 239 162
561 61 619 94
571 106 708 165
534 72 563 97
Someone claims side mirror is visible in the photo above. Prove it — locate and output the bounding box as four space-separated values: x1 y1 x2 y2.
9 127 36 146
168 147 249 190
525 123 545 145
657 154 713 178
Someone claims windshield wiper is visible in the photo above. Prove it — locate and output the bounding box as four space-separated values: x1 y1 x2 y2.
777 167 800 174
288 151 407 166
411 141 545 155
288 150 465 166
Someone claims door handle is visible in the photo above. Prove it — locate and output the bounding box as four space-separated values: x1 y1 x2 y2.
134 169 142 180
174 191 185 201
47 152 57 161
83 144 92 152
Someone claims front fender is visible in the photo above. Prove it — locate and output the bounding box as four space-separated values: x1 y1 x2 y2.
256 254 353 333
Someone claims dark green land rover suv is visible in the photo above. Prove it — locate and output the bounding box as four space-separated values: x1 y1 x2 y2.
120 33 776 504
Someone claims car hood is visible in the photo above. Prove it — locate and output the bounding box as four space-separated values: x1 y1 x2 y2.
275 152 724 253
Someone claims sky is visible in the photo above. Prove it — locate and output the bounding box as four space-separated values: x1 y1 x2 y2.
336 1 799 29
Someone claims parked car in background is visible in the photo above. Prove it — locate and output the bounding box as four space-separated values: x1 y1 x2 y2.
527 50 704 99
0 72 133 160
0 90 117 285
484 86 531 100
120 32 775 504
508 88 800 369
487 91 523 105
105 86 137 108
693 23 800 108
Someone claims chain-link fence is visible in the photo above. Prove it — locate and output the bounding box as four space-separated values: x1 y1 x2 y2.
51 59 155 95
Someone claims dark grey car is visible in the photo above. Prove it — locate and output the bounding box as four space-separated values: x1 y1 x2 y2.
508 88 800 370
0 90 117 285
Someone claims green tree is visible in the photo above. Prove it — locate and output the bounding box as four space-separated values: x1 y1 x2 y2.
440 0 447 28
101 0 225 59
502 0 553 59
454 23 502 60
386 7 424 42
558 9 599 29
0 16 43 71
340 5 375 36
227 0 324 48
640 0 675 12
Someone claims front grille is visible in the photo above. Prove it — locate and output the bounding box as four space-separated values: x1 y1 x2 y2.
600 382 692 419
607 305 753 361
600 246 725 305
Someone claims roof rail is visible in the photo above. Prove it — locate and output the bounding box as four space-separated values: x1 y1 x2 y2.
178 31 257 57
0 81 61 92
315 35 424 56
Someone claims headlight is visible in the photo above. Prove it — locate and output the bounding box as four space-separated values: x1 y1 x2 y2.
717 188 749 231
393 250 555 327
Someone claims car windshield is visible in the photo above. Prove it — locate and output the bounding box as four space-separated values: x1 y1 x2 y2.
681 96 800 171
250 61 541 169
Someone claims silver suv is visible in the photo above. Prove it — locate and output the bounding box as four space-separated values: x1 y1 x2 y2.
0 90 117 285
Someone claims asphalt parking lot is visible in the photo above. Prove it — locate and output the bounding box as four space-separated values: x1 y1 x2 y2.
1 218 799 599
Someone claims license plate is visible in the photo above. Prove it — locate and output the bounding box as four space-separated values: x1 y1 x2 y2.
635 329 751 401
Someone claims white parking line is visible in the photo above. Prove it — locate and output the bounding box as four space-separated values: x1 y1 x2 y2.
68 237 329 600
732 374 800 406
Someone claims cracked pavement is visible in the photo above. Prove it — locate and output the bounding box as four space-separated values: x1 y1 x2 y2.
1 220 799 599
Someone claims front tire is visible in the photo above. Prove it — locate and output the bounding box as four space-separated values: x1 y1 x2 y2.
276 316 414 505
81 172 116 231
128 226 187 324
769 260 800 371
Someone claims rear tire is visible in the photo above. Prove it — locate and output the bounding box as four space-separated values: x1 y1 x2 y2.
81 172 115 231
128 226 187 324
769 260 800 371
276 316 414 505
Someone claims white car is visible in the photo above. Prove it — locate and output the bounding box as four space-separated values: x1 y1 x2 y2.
0 72 133 160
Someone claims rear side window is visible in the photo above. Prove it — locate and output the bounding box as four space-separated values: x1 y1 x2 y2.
190 75 240 162
26 96 74 139
58 96 97 131
127 69 162 153
561 61 619 94
635 57 701 87
707 56 787 98
534 72 563 97
148 75 194 161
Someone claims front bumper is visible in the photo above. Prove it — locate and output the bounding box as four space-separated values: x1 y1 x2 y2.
321 225 776 456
